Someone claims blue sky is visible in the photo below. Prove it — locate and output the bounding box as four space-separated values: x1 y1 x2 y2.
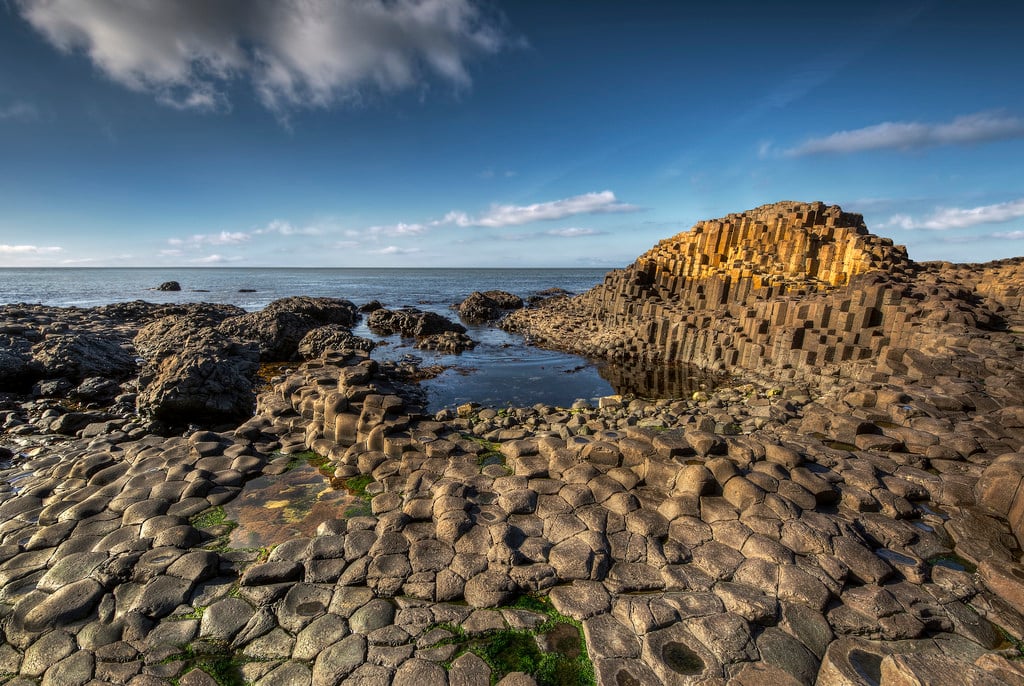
1 0 1023 267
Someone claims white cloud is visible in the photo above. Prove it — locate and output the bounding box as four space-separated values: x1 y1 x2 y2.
887 198 1024 231
16 0 509 117
786 111 1024 156
169 230 251 248
373 245 420 255
446 190 639 228
991 230 1024 240
255 220 324 236
191 253 242 264
367 222 427 237
0 101 38 121
0 244 62 254
546 227 603 238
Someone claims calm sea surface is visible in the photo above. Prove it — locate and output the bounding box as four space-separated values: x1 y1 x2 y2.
0 267 639 410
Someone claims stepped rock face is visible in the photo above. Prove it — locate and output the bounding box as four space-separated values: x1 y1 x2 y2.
506 200 1021 385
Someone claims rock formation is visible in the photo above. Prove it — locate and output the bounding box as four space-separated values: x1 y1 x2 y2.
505 200 1017 387
456 290 524 324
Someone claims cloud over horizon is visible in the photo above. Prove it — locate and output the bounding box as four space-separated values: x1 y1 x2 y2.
887 198 1024 231
785 111 1024 155
16 0 509 117
444 190 639 228
0 244 63 254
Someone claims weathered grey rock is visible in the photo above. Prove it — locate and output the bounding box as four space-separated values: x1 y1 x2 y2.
32 332 136 383
23 578 105 631
548 580 611 620
348 597 395 634
298 325 374 359
293 613 349 661
464 570 519 608
200 597 254 641
448 652 490 686
457 291 524 324
312 633 366 685
135 320 259 426
393 658 447 686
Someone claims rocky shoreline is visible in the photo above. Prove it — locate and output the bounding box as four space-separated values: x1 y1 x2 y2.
2 201 1024 685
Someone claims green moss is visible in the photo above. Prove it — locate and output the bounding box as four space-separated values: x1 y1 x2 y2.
427 594 594 686
171 605 205 620
481 630 544 676
280 450 337 477
190 506 239 552
191 505 234 530
344 474 374 498
165 642 247 686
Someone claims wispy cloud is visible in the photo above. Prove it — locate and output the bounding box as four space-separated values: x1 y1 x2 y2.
166 219 327 252
373 245 420 255
16 0 511 120
444 191 639 228
784 111 1024 156
886 198 1024 231
191 254 242 264
254 220 324 237
168 231 250 248
991 230 1024 240
0 100 38 121
367 222 427 237
0 244 62 254
546 227 604 238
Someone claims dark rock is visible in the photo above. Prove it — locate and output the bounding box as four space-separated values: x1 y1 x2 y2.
456 290 524 324
22 578 105 631
359 300 384 313
218 310 319 361
71 376 122 404
262 296 358 327
415 331 476 353
31 333 136 382
135 321 259 427
157 281 182 291
297 325 375 359
367 308 466 338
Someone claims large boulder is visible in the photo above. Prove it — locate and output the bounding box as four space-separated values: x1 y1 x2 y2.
157 281 182 291
262 296 359 327
30 333 136 382
219 297 360 361
135 313 233 361
297 325 375 359
135 319 259 426
457 290 524 324
367 308 466 338
218 310 318 361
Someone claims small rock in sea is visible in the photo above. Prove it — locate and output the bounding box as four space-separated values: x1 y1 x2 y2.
359 300 384 313
156 281 181 291
238 288 257 293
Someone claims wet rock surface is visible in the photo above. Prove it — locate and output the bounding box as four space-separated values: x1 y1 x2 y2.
2 203 1024 684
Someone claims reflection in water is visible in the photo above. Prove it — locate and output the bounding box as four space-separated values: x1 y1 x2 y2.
599 359 722 400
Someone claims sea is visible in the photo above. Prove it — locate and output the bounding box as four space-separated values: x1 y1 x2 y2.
1 267 658 411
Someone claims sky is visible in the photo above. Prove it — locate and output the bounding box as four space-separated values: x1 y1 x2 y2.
1 0 1023 268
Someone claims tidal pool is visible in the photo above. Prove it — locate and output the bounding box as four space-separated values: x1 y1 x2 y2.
222 460 357 549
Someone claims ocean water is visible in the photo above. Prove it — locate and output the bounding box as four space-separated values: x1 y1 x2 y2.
0 267 640 410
